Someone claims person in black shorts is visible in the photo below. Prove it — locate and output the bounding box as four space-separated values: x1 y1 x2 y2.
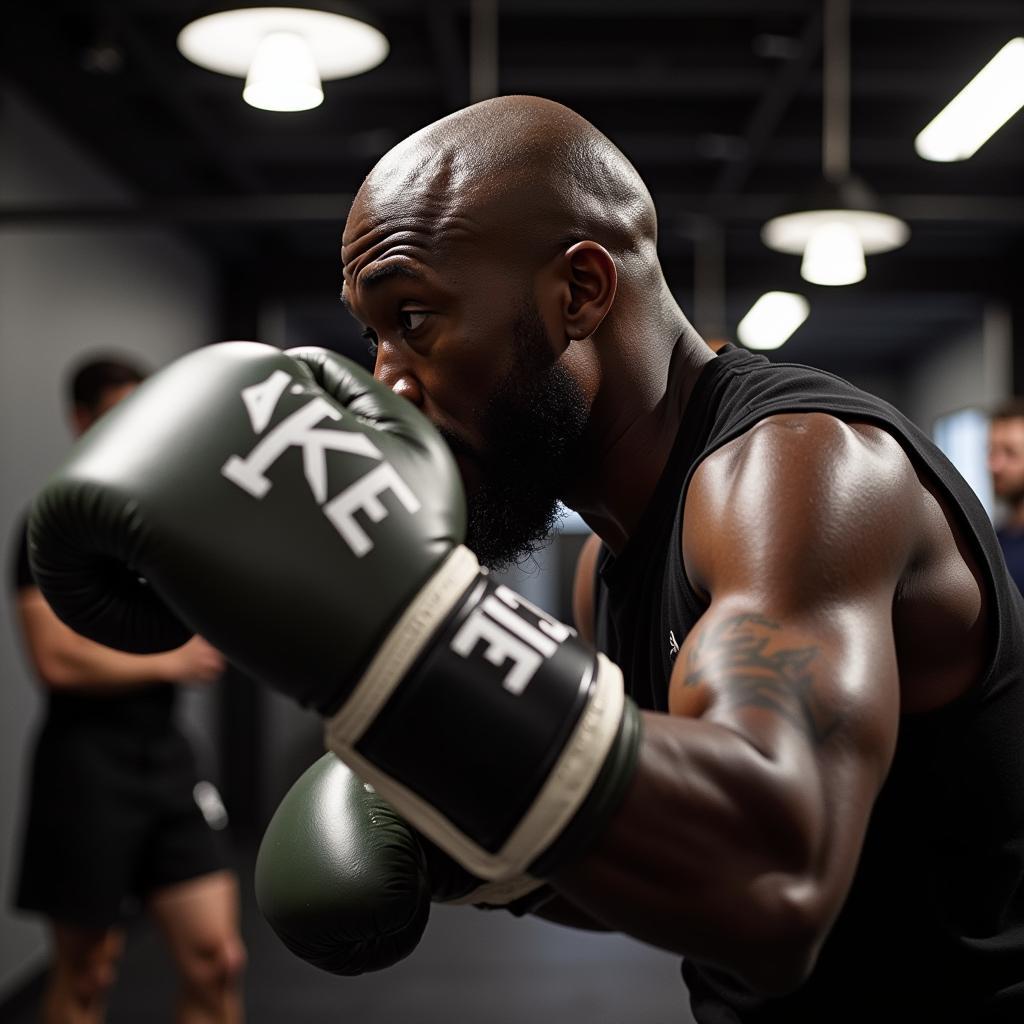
10 356 246 1023
988 398 1024 594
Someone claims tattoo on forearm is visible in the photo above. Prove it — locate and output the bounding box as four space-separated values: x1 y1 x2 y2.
684 614 841 745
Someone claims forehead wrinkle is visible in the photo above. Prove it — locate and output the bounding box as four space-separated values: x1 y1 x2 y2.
341 223 432 279
343 205 485 283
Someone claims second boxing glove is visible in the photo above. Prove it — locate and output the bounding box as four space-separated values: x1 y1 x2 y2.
256 753 549 975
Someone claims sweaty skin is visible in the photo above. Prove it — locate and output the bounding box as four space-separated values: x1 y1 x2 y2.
341 96 988 993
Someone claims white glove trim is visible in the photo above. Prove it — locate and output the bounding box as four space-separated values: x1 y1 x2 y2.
325 542 624 880
326 544 480 745
444 874 546 907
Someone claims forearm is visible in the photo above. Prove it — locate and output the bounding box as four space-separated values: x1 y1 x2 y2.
35 636 177 691
17 588 180 692
551 711 825 993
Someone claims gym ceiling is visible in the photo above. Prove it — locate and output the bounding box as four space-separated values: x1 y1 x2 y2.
2 0 1022 378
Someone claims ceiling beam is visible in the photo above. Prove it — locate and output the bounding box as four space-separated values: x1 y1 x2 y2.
712 7 822 201
204 131 1022 167
106 10 268 194
427 2 468 111
172 64 1013 105
47 0 1024 18
4 193 1023 227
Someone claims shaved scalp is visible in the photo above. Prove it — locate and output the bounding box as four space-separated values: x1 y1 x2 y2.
347 95 660 284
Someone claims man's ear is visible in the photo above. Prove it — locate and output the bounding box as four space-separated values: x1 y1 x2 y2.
560 241 617 342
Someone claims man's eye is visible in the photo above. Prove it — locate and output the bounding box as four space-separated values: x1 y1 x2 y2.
399 310 429 332
362 328 379 358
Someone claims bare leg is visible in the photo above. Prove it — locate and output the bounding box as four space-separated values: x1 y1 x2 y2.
148 871 246 1024
41 924 124 1024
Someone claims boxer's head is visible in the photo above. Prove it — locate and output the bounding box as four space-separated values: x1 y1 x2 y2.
989 400 1024 506
342 95 664 568
66 355 145 436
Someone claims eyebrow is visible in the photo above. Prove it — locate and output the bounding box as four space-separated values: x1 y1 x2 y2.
340 262 425 314
361 263 424 290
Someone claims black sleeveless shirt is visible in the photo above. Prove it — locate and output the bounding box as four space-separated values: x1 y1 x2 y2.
594 345 1024 1022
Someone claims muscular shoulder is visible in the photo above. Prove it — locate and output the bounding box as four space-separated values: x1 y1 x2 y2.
683 413 923 605
733 413 913 480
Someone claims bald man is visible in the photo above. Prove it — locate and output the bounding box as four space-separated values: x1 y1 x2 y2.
26 97 1024 1023
339 97 1024 1021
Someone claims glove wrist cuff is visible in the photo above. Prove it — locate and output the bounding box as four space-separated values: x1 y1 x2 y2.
325 545 481 737
325 550 632 882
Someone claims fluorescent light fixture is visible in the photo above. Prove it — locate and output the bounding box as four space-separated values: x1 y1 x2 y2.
177 7 389 112
800 221 866 286
243 31 323 111
737 292 809 351
916 38 1024 162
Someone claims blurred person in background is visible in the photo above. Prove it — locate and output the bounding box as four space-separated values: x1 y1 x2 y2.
988 398 1024 593
9 356 246 1024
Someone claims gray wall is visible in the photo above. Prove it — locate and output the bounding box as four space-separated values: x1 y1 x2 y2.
0 88 217 996
903 305 1012 434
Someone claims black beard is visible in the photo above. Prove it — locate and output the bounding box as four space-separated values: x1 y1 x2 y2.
441 306 589 572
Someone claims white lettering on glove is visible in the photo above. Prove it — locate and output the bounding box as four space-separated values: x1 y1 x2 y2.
221 370 422 557
450 585 575 695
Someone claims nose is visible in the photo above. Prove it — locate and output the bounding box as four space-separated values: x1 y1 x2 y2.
373 346 424 408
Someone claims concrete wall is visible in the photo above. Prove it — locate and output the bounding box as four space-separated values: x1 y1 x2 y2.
904 307 1011 434
0 88 217 996
901 308 1011 516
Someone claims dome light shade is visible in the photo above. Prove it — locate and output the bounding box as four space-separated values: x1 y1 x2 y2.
763 207 908 258
762 176 909 258
177 7 388 112
800 221 866 286
243 31 323 111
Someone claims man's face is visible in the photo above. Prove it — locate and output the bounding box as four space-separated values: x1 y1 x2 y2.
988 417 1024 503
342 198 589 569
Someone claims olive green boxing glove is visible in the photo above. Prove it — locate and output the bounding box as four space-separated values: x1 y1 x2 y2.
255 754 552 976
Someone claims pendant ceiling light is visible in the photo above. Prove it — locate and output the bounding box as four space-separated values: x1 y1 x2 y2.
177 6 389 112
761 0 909 286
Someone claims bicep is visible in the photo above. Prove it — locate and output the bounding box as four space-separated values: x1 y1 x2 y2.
673 416 915 897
